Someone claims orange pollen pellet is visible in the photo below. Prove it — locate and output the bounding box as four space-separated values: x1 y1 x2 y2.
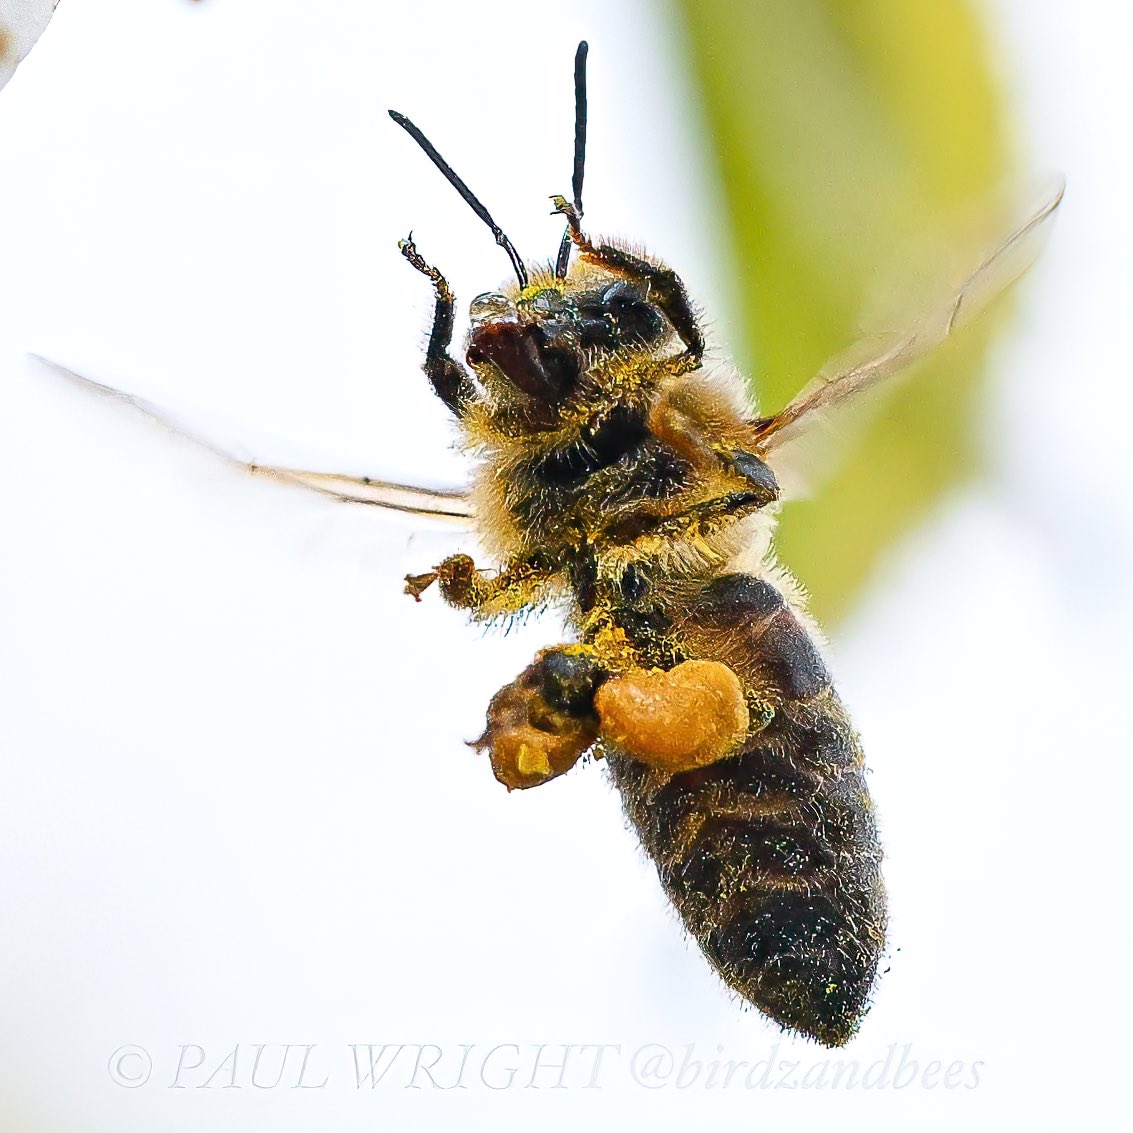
594 659 750 772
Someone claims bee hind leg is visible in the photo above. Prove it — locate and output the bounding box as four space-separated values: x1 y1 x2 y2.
472 647 755 790
398 234 477 417
473 648 607 791
550 196 704 374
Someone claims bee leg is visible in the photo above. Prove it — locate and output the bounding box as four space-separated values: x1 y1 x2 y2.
472 648 606 791
398 234 478 417
593 659 752 774
551 196 704 374
602 487 775 553
404 553 555 619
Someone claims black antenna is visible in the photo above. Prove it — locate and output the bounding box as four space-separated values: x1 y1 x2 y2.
555 41 589 278
388 109 529 289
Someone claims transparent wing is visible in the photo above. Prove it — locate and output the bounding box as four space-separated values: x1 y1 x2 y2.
241 466 473 519
32 355 475 523
751 177 1065 460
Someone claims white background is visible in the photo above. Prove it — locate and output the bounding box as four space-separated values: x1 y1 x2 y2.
0 1 1129 1130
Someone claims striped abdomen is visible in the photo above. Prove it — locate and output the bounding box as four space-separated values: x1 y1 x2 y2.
606 573 886 1046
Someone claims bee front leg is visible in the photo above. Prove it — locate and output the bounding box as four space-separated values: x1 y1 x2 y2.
404 554 554 620
398 235 478 417
551 196 704 375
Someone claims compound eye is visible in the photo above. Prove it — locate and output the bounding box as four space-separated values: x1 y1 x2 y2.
469 292 518 325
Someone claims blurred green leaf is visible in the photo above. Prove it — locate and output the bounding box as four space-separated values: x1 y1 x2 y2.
672 0 1011 622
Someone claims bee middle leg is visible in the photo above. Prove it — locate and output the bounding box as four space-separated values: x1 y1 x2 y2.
404 553 554 619
398 235 477 417
552 196 704 375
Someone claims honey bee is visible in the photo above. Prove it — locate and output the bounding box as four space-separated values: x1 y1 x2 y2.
49 41 1062 1047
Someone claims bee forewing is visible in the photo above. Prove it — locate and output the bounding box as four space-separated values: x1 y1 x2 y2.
32 355 475 523
244 466 474 521
755 176 1066 464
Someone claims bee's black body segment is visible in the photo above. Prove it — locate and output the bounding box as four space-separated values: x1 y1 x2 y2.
692 573 787 624
686 572 832 700
703 888 875 1046
754 616 831 701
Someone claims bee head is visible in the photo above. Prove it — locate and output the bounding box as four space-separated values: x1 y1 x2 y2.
464 279 666 404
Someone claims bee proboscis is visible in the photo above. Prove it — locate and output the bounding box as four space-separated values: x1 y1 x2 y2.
50 40 1062 1047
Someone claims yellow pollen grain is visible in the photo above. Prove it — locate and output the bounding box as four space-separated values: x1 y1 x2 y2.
515 744 551 779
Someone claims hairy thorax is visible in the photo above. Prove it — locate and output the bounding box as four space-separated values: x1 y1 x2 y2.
462 268 776 600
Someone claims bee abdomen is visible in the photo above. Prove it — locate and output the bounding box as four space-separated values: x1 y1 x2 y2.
607 572 886 1046
685 572 833 702
610 701 884 1046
